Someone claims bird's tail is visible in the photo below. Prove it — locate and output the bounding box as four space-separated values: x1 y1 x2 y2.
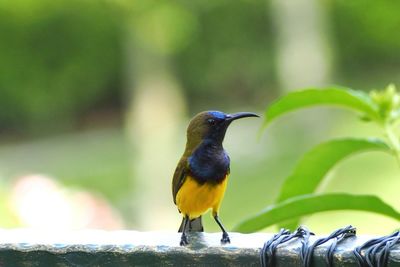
178 216 203 232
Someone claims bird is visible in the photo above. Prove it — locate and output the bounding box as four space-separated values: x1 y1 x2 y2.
172 110 259 246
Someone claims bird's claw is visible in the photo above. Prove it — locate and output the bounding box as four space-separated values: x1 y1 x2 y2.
180 235 189 246
221 233 230 244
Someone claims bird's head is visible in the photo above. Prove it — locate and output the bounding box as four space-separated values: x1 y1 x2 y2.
185 110 259 149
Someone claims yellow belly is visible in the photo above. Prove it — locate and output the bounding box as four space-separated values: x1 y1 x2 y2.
176 176 228 220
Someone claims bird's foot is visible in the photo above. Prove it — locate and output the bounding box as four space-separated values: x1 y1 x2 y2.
180 235 189 246
221 232 230 244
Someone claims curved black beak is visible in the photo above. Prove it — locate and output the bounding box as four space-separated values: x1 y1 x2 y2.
225 112 259 122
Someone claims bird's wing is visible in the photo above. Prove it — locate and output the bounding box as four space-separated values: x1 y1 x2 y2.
172 158 188 204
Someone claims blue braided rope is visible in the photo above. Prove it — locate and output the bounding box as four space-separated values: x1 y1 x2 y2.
354 231 400 267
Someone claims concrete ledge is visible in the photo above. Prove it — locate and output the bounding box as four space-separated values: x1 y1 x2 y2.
0 229 399 266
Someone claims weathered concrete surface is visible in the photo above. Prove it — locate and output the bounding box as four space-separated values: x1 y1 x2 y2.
0 229 399 266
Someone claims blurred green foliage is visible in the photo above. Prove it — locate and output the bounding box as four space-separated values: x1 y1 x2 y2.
0 0 124 132
175 1 275 108
1 0 400 133
331 0 400 86
131 1 198 55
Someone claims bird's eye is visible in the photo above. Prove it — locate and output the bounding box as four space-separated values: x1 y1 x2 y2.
207 118 216 125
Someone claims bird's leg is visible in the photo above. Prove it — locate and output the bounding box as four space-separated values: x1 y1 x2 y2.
180 215 189 246
213 213 230 244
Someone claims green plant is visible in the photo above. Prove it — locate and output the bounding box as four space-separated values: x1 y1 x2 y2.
234 84 400 232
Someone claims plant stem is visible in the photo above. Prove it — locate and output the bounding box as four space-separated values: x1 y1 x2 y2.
385 123 400 166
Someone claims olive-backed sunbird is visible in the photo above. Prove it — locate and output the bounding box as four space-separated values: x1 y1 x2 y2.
172 110 259 245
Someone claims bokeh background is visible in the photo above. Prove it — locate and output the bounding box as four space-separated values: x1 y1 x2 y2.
0 0 399 234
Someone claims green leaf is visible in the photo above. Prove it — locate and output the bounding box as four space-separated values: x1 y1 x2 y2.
264 88 380 127
277 138 391 203
234 193 400 233
276 138 391 229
